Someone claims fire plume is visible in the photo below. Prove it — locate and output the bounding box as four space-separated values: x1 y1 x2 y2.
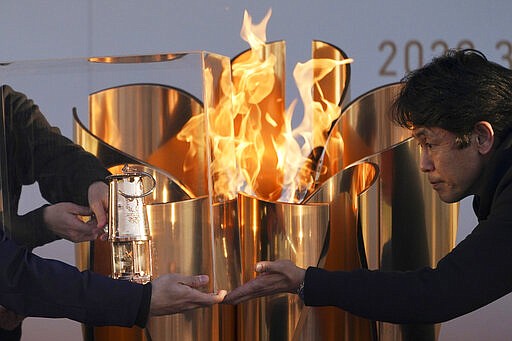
178 9 352 203
231 9 353 202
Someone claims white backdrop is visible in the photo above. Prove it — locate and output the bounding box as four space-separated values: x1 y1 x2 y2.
1 1 512 340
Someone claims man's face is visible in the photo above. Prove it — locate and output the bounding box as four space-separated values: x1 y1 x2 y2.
412 126 485 203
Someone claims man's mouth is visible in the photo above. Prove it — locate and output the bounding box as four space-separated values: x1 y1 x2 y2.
429 181 442 190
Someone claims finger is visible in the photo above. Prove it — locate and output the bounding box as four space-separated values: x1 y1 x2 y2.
88 182 109 228
90 226 106 239
256 259 292 274
210 289 227 303
99 231 109 241
255 261 273 273
223 279 265 305
180 275 210 288
224 290 251 305
66 218 101 241
67 205 92 218
223 289 244 305
192 289 227 306
90 201 107 229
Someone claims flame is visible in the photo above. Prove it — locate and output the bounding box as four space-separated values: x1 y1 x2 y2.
350 163 377 211
204 62 240 202
177 60 240 202
240 9 272 49
176 114 204 173
177 9 353 204
231 9 353 203
289 57 352 201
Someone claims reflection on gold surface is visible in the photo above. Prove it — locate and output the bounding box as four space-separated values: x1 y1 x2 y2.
74 81 222 341
212 199 242 290
292 162 378 341
311 40 351 109
89 84 206 197
146 197 216 340
232 41 287 201
236 162 378 341
237 191 330 341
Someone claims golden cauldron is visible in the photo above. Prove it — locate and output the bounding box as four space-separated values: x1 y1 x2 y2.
72 51 457 341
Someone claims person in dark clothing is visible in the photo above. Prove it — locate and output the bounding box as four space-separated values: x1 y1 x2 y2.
224 49 512 326
0 84 112 247
0 85 226 340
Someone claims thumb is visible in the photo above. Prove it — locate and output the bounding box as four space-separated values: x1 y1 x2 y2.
90 202 107 228
211 289 228 303
181 274 210 288
255 261 273 273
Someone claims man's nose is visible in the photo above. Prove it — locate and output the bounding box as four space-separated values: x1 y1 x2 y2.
419 151 434 172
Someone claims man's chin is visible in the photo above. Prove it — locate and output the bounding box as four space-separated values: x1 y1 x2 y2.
435 190 464 203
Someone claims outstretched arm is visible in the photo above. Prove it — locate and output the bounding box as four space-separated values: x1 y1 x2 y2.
150 274 226 315
0 227 226 326
0 228 147 326
223 260 305 305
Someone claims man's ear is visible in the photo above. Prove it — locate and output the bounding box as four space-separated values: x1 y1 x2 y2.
473 121 494 155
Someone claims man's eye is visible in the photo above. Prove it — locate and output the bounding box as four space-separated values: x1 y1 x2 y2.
418 142 433 149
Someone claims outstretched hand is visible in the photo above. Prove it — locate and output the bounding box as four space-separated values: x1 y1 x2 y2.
223 259 305 305
150 274 227 316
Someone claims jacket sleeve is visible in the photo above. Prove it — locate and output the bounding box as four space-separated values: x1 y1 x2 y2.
6 206 59 249
2 84 111 247
0 229 151 327
303 175 512 324
3 84 111 206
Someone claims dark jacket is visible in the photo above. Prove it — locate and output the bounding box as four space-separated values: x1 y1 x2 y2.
0 85 151 327
0 228 151 327
303 132 512 324
1 84 110 248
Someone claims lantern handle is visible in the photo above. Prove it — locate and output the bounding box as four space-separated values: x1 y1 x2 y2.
105 164 156 199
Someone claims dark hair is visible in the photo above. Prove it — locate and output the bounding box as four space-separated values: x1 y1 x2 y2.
391 49 512 147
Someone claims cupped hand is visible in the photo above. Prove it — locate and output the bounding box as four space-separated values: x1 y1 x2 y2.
223 259 305 305
43 202 103 242
149 274 227 316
